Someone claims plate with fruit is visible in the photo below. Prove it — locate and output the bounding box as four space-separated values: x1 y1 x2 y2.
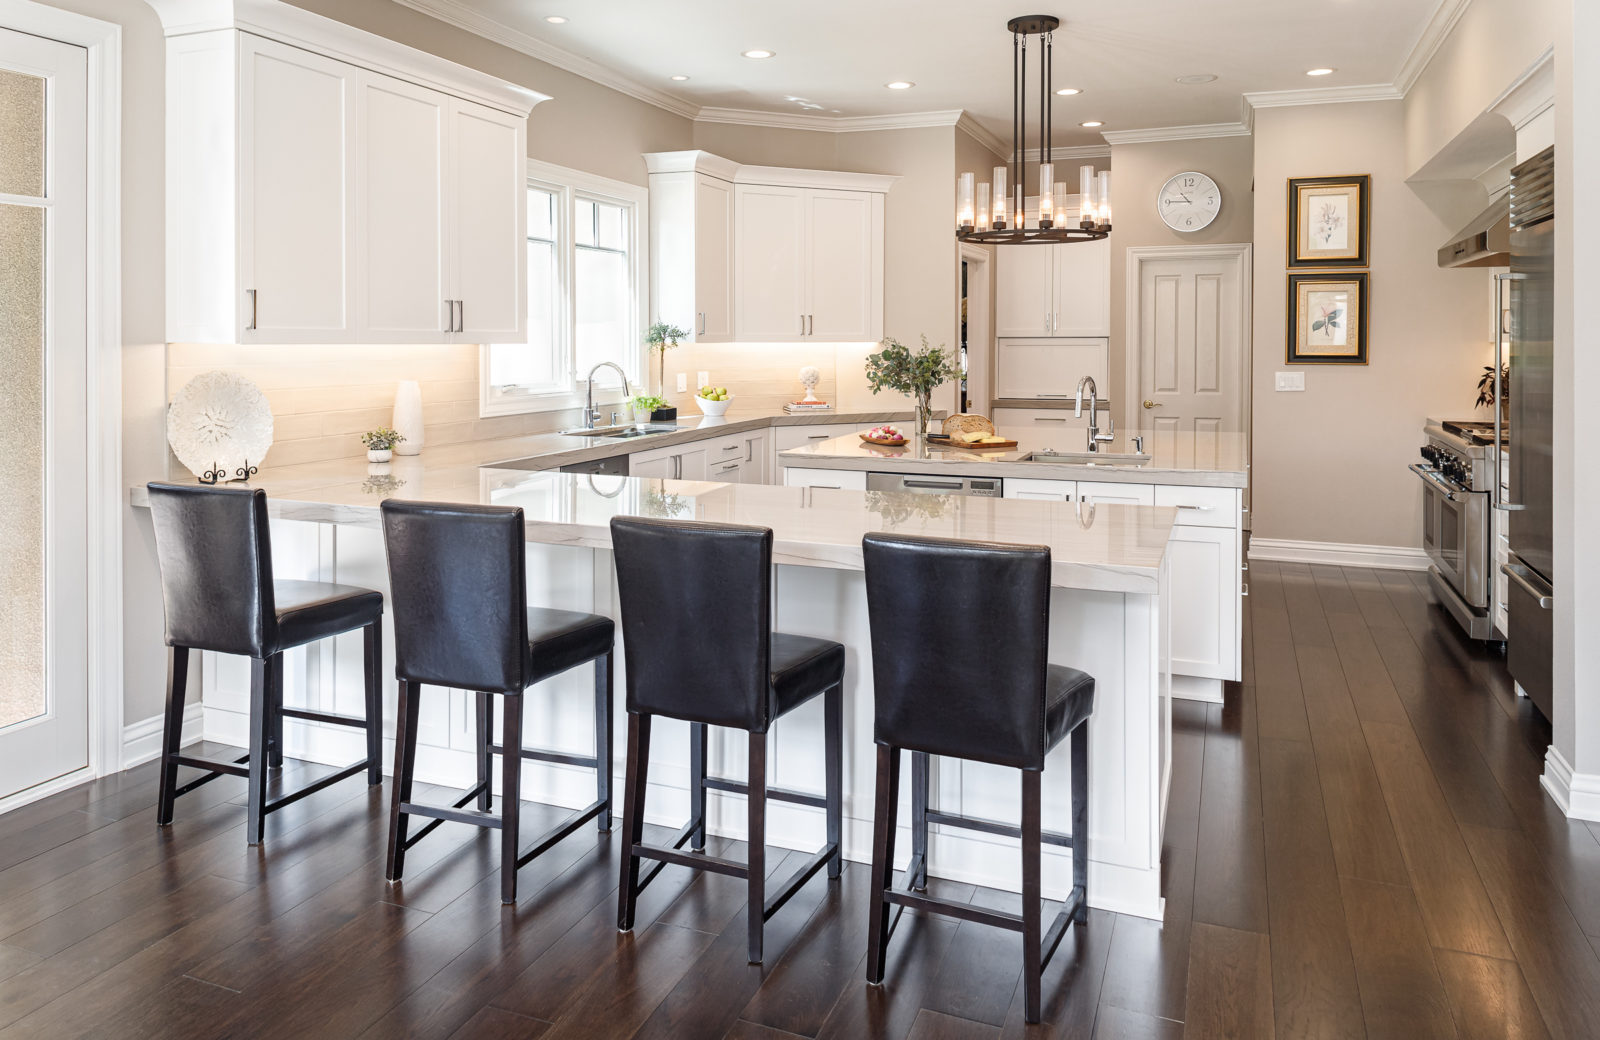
860 425 908 447
928 430 1018 450
695 385 734 416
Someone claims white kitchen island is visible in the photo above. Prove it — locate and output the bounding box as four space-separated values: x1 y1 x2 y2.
132 461 1177 919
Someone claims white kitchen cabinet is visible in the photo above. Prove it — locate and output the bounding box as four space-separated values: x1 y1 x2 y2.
448 100 526 343
773 423 862 452
1167 524 1241 681
994 239 1110 339
628 441 709 480
805 191 880 340
646 152 737 342
782 467 868 491
989 407 1090 436
736 185 809 340
993 338 1108 400
736 429 770 484
1003 478 1077 502
1077 481 1155 507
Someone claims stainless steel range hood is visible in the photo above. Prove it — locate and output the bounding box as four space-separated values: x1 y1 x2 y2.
1438 196 1510 268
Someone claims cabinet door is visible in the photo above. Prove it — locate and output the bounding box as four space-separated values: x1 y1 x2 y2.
238 34 357 343
741 431 770 484
735 185 808 340
695 175 733 340
448 99 524 342
628 449 674 478
1076 480 1154 506
1003 477 1076 502
1050 238 1110 336
358 74 449 342
674 445 709 480
995 244 1054 338
1168 524 1240 680
993 338 1107 399
807 190 881 341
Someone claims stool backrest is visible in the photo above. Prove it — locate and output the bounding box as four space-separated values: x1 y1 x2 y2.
147 482 278 657
609 516 773 728
862 532 1052 769
381 500 530 695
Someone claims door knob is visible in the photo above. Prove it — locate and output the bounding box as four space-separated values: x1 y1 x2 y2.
1143 399 1163 409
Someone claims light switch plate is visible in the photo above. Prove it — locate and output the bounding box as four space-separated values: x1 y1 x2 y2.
1276 371 1305 392
697 370 710 389
676 373 687 393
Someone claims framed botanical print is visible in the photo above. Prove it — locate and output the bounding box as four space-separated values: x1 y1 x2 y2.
1288 175 1370 267
1287 273 1368 364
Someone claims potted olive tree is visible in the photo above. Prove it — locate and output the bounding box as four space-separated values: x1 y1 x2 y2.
864 335 959 438
645 322 690 420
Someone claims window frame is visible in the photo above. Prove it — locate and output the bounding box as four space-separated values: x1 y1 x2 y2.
480 159 649 417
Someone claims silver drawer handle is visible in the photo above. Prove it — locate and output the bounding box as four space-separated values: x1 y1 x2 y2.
807 433 829 440
1036 416 1067 423
1501 562 1553 609
721 443 741 452
1176 504 1214 512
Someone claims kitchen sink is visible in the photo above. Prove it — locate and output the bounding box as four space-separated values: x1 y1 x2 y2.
1025 449 1151 466
560 423 679 438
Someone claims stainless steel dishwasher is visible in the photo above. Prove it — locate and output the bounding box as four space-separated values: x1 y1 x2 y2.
866 472 1003 497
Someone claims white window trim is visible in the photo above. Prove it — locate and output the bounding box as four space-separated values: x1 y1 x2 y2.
481 159 649 417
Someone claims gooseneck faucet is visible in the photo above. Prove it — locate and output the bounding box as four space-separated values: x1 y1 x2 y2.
584 362 633 429
1074 375 1115 451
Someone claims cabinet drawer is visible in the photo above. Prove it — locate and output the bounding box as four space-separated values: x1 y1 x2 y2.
1002 477 1075 502
774 423 860 452
1154 485 1240 528
710 457 744 481
1077 481 1154 507
782 467 866 491
990 408 1088 433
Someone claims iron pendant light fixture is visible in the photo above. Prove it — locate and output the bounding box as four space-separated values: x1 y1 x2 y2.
956 14 1110 244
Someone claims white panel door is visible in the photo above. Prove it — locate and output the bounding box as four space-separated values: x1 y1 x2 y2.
358 73 448 342
238 34 357 343
994 244 1053 337
0 27 90 800
806 190 878 341
448 98 524 342
1167 524 1239 680
1136 251 1247 452
1051 238 1110 336
735 184 807 340
694 175 733 340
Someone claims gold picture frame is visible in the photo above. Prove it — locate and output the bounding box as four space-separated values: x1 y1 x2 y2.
1287 273 1367 364
1288 175 1370 268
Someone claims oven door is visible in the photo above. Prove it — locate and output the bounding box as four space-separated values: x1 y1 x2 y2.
1412 463 1488 608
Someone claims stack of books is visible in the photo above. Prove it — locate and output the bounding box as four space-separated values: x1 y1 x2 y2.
783 400 832 414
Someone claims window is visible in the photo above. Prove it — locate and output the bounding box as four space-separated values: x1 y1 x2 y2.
482 161 647 416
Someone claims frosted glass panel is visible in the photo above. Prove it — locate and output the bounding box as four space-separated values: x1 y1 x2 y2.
0 203 45 730
0 68 45 197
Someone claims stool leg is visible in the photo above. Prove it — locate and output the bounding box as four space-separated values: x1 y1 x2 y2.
824 683 843 879
911 752 930 891
689 722 707 852
500 694 524 905
156 646 190 827
747 731 768 965
475 692 493 812
866 744 901 985
1022 768 1043 1024
595 653 613 832
386 679 422 883
267 653 284 769
618 712 652 931
1071 721 1090 924
246 656 272 845
363 622 383 786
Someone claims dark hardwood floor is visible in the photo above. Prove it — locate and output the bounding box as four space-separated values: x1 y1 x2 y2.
2 561 1598 1038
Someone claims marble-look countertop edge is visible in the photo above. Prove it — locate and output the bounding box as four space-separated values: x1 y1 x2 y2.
777 444 1248 488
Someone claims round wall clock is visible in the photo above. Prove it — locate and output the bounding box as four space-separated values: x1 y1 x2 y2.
1157 171 1222 232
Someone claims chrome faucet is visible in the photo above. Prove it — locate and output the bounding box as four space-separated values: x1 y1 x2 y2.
1074 375 1115 451
584 362 632 429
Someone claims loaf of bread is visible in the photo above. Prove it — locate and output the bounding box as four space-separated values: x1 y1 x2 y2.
940 413 995 437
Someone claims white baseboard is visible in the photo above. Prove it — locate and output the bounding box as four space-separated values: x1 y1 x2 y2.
122 702 205 768
1172 675 1224 704
1542 746 1600 822
1248 538 1429 571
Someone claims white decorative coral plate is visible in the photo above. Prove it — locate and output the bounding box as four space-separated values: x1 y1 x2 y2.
166 371 274 480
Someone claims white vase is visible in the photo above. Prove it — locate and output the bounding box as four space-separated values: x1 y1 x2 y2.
392 380 423 455
367 448 393 463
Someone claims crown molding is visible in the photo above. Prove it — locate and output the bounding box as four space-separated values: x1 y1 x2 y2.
389 0 699 119
1101 122 1251 146
643 149 743 181
955 113 1008 158
734 164 899 193
1244 83 1404 109
1488 46 1555 130
1018 144 1113 162
1394 0 1474 95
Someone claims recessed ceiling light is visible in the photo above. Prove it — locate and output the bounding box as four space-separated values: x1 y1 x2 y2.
885 81 915 90
742 49 775 59
670 74 690 81
1055 87 1082 96
1080 120 1104 128
544 15 567 23
1175 73 1217 85
1306 67 1336 76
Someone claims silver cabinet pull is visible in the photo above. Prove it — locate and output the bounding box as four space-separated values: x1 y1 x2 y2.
444 300 452 333
807 314 814 336
455 300 465 333
1176 503 1213 512
1036 416 1067 423
721 443 741 453
1502 561 1553 609
807 433 829 439
698 311 706 335
717 461 739 472
800 314 806 335
246 289 257 331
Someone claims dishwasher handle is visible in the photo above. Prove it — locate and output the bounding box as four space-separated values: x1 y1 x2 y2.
902 478 966 490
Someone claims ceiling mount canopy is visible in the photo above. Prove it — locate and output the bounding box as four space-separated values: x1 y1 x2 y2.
957 13 1111 245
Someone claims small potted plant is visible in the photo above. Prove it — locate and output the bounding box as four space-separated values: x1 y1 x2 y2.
631 394 668 426
1477 363 1510 422
361 427 404 463
645 321 690 419
864 335 960 438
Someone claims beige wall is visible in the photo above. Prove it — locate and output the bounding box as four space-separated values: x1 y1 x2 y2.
1251 101 1488 549
1107 134 1255 430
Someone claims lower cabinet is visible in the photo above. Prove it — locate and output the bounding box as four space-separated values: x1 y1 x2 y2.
1003 477 1077 502
628 428 771 483
781 466 868 491
628 441 708 479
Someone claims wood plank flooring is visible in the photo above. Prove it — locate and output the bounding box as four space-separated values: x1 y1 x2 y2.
1 560 1597 1038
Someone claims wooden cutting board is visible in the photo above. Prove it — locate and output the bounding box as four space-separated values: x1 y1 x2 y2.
927 434 1019 450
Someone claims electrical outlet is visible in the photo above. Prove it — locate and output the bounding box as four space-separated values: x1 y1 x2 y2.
676 373 687 393
697 370 710 389
1275 371 1305 392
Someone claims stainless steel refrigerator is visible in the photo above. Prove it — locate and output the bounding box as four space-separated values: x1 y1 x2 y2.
1504 146 1555 720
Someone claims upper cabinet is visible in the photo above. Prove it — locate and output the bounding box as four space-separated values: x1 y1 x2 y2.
163 3 543 344
647 153 894 344
995 237 1110 339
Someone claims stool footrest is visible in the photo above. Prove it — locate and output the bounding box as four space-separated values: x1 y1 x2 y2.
762 843 839 921
924 808 1072 849
279 707 371 730
701 775 828 810
486 742 600 770
636 819 699 894
171 753 251 779
632 842 746 879
401 801 503 829
885 888 1025 931
515 800 607 868
264 760 371 814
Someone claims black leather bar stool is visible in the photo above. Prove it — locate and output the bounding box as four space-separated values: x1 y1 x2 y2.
147 483 384 844
610 516 844 964
380 500 614 905
861 532 1093 1024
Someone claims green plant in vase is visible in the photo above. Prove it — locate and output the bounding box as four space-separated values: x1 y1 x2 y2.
864 335 959 438
631 394 667 423
644 322 690 398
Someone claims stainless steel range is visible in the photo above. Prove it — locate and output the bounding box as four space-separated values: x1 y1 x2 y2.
1414 419 1500 640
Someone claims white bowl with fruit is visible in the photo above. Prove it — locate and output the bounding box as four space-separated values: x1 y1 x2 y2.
695 385 734 416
